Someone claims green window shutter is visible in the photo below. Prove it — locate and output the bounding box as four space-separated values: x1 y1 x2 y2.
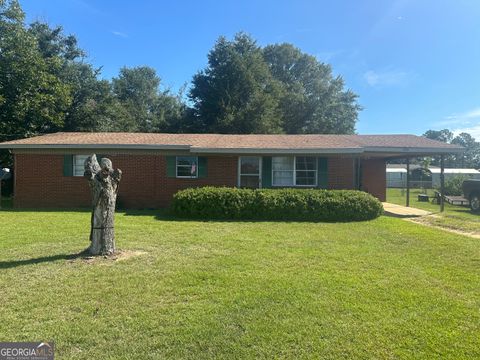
166 156 176 177
262 157 272 188
198 157 207 178
318 157 328 189
63 155 73 176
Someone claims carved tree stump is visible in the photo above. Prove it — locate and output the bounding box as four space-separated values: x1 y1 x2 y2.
84 154 122 255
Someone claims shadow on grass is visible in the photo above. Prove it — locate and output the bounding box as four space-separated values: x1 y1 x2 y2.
121 209 381 224
0 207 91 213
449 207 477 215
1 207 383 223
0 251 89 269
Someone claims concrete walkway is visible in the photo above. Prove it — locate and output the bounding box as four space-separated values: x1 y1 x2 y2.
382 202 432 218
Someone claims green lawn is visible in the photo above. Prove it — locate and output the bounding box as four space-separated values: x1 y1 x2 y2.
1 210 480 359
387 188 480 234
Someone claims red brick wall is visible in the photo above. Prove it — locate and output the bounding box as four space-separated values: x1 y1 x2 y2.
361 158 386 201
328 157 355 189
14 154 237 208
13 153 386 208
15 154 91 208
114 154 238 208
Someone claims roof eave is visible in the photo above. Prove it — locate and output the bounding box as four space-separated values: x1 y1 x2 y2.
0 144 191 150
190 147 363 154
363 146 464 155
0 144 465 155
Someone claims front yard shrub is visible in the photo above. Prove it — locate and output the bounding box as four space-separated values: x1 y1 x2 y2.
172 187 383 221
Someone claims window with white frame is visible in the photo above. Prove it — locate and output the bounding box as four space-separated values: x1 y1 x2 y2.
73 155 89 176
176 156 198 178
295 156 317 186
272 156 317 186
272 157 294 186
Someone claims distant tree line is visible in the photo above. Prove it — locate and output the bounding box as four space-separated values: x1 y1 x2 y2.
0 0 361 167
423 129 480 169
389 129 480 169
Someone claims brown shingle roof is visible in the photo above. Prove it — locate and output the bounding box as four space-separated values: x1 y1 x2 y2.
0 132 463 154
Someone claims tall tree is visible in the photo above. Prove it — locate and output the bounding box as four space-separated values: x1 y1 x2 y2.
70 79 136 132
422 129 456 166
27 22 130 132
263 43 360 134
451 132 479 168
0 0 71 165
423 129 454 143
189 33 283 133
28 21 84 61
113 66 184 132
423 129 480 168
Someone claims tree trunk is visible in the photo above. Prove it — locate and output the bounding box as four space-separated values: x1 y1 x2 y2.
84 155 122 255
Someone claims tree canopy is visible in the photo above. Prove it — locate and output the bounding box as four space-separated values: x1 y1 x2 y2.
112 67 185 133
0 0 184 155
189 34 283 134
1 0 479 174
0 0 71 142
423 129 454 143
0 0 363 152
263 43 360 134
423 129 480 168
189 33 360 134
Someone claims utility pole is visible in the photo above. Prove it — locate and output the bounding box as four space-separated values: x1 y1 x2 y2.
406 158 410 207
440 155 445 212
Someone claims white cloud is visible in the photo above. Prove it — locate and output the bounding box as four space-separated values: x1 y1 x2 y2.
437 107 480 126
363 69 411 87
434 107 480 139
460 108 480 119
111 31 128 38
452 125 480 139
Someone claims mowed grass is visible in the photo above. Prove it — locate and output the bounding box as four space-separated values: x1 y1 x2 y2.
387 188 480 234
1 210 480 359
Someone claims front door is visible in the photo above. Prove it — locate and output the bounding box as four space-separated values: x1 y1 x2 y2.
239 156 261 188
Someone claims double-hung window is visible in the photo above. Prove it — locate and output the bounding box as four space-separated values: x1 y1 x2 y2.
239 156 261 188
176 156 198 178
272 156 317 186
295 156 317 186
73 155 89 176
272 157 295 186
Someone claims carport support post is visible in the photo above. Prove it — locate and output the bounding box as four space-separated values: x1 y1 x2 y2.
440 155 445 212
406 158 410 207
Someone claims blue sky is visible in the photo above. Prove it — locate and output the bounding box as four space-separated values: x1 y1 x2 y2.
22 0 480 137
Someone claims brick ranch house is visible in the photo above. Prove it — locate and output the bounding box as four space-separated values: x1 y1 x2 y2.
0 132 463 208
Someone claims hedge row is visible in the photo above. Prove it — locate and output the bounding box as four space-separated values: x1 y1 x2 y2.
172 187 383 222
